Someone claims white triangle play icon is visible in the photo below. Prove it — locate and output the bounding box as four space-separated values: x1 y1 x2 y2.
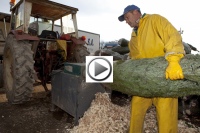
95 62 108 76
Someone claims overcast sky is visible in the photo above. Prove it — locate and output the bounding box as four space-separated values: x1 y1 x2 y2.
1 0 200 51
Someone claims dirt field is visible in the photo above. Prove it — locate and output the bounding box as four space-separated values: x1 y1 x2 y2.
0 84 75 133
0 85 199 133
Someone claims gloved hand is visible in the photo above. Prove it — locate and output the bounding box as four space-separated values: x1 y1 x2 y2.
165 54 184 80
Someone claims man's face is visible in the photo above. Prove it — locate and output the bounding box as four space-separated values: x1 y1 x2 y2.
124 10 139 28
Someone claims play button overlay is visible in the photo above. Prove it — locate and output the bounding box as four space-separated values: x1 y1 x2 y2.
95 62 108 76
86 56 113 83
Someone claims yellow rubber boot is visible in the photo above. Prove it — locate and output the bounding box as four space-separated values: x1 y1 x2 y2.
153 97 178 133
129 96 152 133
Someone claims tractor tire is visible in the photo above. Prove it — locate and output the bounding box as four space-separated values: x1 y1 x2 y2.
0 63 3 88
73 45 90 63
3 34 35 104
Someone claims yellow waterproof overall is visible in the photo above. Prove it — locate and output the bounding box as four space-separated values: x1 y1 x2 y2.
128 14 185 133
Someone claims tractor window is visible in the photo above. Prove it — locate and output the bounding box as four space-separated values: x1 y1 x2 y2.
62 15 75 34
29 17 53 35
16 2 24 28
51 15 75 35
28 14 76 35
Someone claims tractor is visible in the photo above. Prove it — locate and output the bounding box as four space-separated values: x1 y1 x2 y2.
3 0 90 104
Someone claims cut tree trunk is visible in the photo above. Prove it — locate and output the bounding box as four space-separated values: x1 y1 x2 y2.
103 54 200 98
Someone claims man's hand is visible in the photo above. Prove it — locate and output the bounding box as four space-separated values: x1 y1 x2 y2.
165 54 184 80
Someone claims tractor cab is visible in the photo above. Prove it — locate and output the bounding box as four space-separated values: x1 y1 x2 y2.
10 0 79 37
3 0 89 104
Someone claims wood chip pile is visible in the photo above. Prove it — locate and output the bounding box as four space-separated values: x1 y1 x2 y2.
67 93 200 133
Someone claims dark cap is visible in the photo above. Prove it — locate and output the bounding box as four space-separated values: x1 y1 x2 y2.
118 5 140 22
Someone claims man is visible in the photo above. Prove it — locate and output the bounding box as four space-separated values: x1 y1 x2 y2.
118 4 185 133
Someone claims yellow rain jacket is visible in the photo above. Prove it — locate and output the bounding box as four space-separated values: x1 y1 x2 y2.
129 14 185 133
129 14 185 59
